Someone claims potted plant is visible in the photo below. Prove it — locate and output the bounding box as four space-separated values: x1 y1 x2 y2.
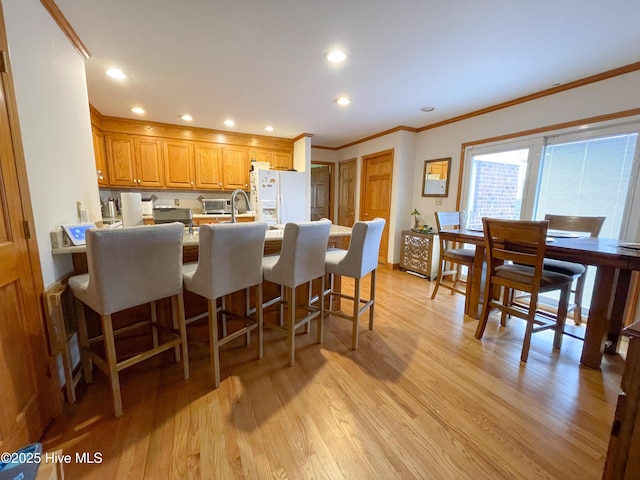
410 208 421 230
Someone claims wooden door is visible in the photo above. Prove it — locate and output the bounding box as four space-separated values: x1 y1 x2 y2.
0 17 54 452
223 146 249 190
92 127 108 187
310 165 331 221
360 150 393 264
338 159 356 249
134 137 164 187
105 134 136 186
195 143 224 189
338 159 356 227
164 140 195 188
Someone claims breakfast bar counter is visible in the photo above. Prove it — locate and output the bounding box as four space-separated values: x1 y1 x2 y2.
51 224 352 255
51 223 352 343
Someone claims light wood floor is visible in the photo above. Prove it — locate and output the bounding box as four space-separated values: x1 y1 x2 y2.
40 268 625 479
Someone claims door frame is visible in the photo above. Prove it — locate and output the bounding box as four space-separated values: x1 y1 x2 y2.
359 149 394 265
310 160 334 222
0 1 60 446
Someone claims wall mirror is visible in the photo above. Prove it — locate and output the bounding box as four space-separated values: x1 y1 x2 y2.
422 157 451 197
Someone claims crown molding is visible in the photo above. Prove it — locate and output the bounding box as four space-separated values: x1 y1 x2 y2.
313 61 640 151
40 0 90 59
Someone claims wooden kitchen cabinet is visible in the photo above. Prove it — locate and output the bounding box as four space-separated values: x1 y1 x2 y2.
399 230 440 279
194 142 224 189
105 133 163 187
134 137 164 187
223 146 250 190
249 148 271 166
271 150 293 170
92 127 108 187
105 133 137 186
249 148 293 171
164 140 195 188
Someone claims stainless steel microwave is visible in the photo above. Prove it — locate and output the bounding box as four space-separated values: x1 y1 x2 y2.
202 199 231 214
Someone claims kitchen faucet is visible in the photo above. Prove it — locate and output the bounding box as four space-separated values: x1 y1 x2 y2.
230 189 252 223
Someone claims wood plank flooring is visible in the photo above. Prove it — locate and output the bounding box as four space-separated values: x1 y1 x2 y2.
39 268 625 479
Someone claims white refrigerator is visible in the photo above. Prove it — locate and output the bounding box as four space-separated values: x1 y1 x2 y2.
250 169 307 226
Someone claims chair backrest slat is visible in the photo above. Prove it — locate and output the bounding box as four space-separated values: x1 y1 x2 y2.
483 218 549 291
544 214 605 238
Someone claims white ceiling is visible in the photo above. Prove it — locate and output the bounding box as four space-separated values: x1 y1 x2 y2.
56 0 640 148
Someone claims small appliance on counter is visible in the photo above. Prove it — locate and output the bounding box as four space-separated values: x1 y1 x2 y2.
201 198 231 215
141 197 154 215
152 207 193 226
101 199 117 218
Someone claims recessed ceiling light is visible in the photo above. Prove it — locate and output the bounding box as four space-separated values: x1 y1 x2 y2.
335 97 351 106
131 107 145 114
264 126 274 132
326 50 347 63
224 119 235 127
105 68 126 79
420 106 435 112
180 114 193 121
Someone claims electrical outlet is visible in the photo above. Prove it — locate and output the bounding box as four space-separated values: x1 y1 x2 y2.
174 198 180 206
435 198 443 205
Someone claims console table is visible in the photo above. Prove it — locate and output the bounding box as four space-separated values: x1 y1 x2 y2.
399 230 440 280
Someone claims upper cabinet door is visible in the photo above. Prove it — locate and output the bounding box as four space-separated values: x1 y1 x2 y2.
92 127 108 187
134 138 164 188
249 148 271 166
163 140 195 188
271 151 293 170
194 143 223 189
105 134 136 186
223 146 250 190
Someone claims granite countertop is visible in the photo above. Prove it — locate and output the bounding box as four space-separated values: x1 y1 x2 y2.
52 224 352 254
142 213 256 219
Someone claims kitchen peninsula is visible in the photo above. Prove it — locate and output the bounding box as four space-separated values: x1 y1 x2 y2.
52 224 352 341
51 224 351 256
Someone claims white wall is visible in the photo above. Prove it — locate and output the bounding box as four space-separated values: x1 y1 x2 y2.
337 130 417 263
293 136 312 221
4 0 99 288
412 70 640 230
310 148 338 164
328 70 640 266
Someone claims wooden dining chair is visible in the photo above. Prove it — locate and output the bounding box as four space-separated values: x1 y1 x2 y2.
430 211 476 312
542 214 605 325
475 218 574 362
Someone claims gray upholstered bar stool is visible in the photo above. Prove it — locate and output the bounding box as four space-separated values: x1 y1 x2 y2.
324 218 386 349
182 222 267 388
262 219 332 366
69 222 189 418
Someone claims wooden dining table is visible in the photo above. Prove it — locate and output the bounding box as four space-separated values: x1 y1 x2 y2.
439 228 640 368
